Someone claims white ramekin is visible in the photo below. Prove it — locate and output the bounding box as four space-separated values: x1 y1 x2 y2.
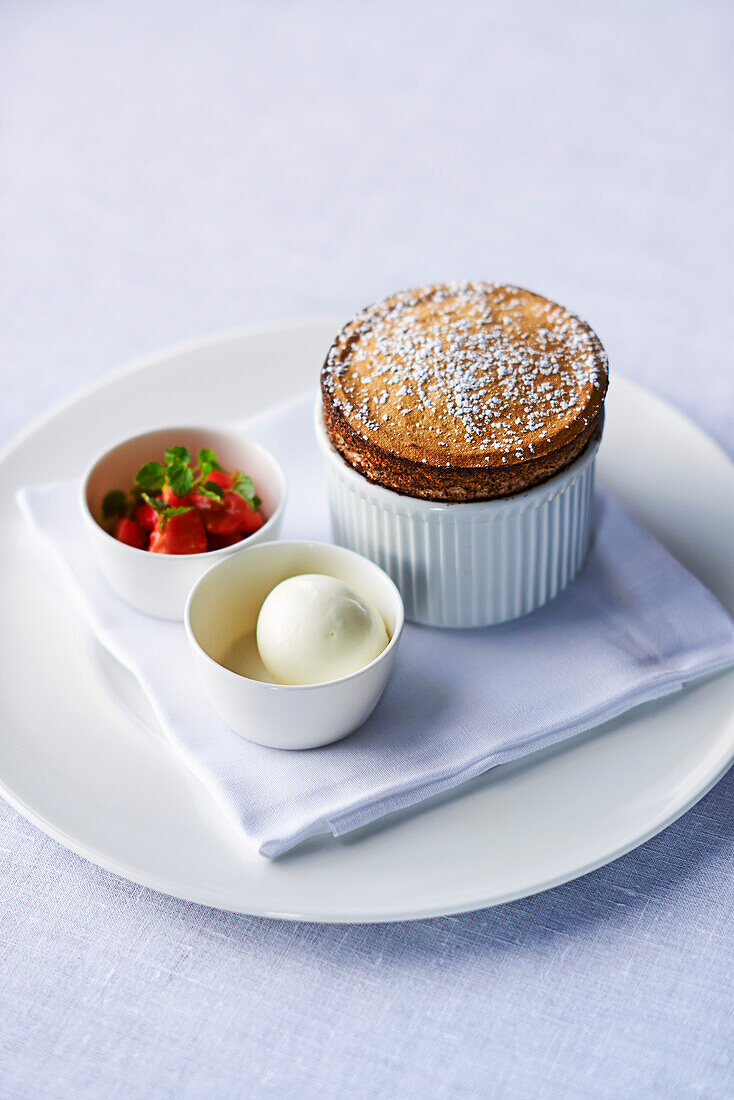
314 403 599 628
185 540 404 749
81 426 286 621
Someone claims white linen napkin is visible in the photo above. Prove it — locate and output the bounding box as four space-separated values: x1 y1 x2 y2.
16 394 734 858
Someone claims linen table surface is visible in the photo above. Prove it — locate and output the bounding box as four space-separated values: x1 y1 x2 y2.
1 2 732 1097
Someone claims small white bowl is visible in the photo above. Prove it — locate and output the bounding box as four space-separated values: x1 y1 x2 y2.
315 401 600 628
81 426 287 620
185 540 405 750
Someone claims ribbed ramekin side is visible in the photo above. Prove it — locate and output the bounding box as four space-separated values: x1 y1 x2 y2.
323 453 597 628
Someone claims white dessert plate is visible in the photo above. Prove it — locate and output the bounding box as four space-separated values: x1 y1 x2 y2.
1 319 732 922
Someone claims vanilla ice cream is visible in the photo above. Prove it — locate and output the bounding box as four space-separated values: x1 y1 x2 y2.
256 573 389 685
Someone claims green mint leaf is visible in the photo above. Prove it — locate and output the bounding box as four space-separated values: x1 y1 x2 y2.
164 446 194 499
165 446 190 467
157 504 192 531
199 480 225 501
168 463 194 498
135 461 166 493
232 474 254 498
197 448 222 472
141 493 167 514
232 474 260 511
102 490 128 520
142 493 191 531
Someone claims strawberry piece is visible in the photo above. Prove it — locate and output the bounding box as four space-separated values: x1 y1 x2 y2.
113 517 147 550
192 489 251 535
239 502 264 535
149 509 207 555
203 468 233 491
163 484 194 508
207 532 245 551
133 499 158 532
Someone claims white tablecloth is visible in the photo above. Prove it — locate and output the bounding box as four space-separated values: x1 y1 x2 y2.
1 2 732 1096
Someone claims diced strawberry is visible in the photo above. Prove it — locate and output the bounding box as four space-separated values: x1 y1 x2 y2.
163 484 194 508
113 517 147 550
203 468 233 491
239 502 264 535
206 532 245 552
149 509 207 555
192 489 249 535
133 499 158 532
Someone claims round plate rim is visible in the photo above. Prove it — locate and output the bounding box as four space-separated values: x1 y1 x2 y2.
1 730 732 923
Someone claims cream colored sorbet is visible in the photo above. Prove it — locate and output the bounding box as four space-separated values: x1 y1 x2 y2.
256 573 388 685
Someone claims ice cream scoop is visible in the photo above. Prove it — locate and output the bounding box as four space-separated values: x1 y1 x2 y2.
256 573 389 685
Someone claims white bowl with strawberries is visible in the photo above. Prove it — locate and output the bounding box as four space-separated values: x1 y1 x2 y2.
81 426 286 620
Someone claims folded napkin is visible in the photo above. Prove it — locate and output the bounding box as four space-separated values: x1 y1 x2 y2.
17 394 734 858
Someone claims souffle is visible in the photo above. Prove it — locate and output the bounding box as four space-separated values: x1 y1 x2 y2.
321 283 608 502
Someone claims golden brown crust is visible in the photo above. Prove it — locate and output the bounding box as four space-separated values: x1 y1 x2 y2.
323 402 604 501
321 282 608 501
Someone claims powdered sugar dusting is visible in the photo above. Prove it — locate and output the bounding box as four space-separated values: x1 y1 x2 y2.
322 282 607 466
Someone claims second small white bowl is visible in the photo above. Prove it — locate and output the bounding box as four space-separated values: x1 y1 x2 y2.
81 425 286 620
185 540 404 750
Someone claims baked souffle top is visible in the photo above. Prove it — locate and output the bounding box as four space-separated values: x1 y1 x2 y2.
321 282 608 501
